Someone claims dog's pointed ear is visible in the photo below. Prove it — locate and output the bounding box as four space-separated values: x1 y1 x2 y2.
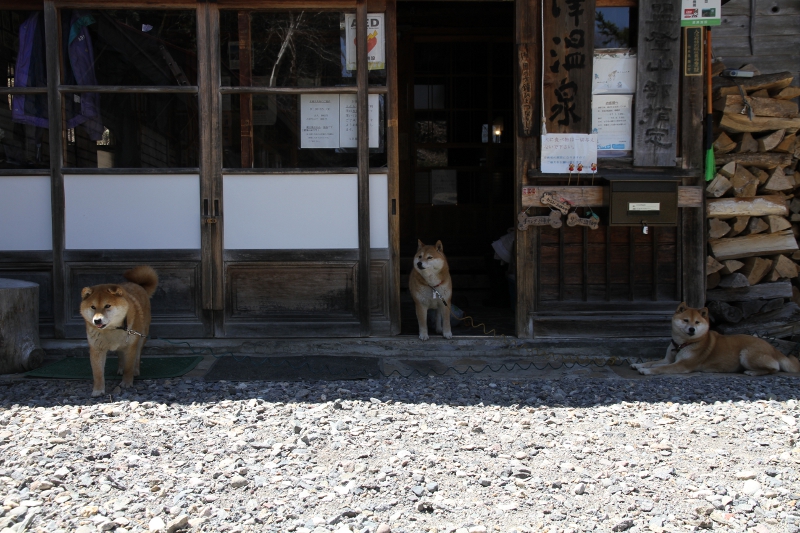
675 302 687 313
416 239 425 252
81 287 93 300
107 286 125 297
700 307 709 319
435 240 443 253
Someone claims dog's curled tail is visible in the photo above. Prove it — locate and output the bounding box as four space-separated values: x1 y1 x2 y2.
778 351 800 373
123 265 158 298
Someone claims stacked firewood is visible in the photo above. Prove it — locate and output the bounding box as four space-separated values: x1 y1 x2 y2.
705 67 800 334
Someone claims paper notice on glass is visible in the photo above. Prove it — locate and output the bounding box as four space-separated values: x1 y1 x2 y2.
540 134 598 174
345 13 385 71
431 169 457 205
339 94 380 148
592 94 633 153
681 0 721 26
300 94 340 149
592 49 636 94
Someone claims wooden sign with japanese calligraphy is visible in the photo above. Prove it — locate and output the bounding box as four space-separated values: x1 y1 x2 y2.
518 44 534 137
683 27 703 77
634 0 682 166
543 0 595 134
518 210 563 230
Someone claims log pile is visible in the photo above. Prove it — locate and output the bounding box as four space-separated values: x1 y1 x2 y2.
705 67 800 334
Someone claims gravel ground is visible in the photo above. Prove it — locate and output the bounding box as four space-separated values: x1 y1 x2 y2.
1 371 800 533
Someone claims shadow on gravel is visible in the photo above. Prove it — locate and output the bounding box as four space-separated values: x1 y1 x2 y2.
3 362 800 409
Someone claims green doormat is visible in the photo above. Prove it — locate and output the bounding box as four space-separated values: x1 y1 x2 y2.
25 356 203 380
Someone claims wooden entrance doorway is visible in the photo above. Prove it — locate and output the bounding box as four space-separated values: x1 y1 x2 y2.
397 2 516 336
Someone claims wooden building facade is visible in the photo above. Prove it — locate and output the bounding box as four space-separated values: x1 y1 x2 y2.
0 0 790 341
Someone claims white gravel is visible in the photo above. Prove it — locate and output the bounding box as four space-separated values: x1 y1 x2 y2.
1 372 800 533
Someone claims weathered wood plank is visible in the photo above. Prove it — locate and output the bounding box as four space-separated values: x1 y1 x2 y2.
706 280 793 302
708 229 798 260
713 71 794 97
719 113 800 134
713 95 798 118
715 152 793 169
521 185 703 207
634 0 681 166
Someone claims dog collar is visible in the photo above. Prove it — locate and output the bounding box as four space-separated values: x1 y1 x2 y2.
671 339 698 352
429 281 444 288
115 318 147 338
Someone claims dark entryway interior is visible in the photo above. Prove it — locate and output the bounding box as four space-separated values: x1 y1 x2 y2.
397 2 516 336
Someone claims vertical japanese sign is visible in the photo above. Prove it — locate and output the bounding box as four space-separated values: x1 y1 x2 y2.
345 14 385 71
634 1 681 167
543 0 595 134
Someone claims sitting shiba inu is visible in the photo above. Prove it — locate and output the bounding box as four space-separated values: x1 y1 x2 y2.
632 302 800 376
409 240 452 340
79 266 158 396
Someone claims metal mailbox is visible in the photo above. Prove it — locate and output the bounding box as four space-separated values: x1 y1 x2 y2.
608 179 679 226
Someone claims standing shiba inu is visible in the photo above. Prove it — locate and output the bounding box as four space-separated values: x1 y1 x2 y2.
80 266 158 396
632 302 800 376
409 240 453 340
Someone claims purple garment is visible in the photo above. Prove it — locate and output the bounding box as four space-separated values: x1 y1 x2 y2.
65 12 103 140
12 11 103 141
11 13 47 128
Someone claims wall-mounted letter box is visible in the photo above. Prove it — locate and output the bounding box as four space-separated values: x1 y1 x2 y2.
608 179 679 226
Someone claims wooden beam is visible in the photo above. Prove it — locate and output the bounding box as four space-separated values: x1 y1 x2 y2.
385 0 400 335
706 280 793 302
521 185 703 208
708 229 798 261
356 0 371 336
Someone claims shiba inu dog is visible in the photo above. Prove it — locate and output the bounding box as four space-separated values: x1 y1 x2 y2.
80 266 158 396
632 302 800 376
409 240 453 340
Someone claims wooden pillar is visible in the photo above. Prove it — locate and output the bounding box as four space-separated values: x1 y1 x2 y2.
357 0 371 336
515 0 542 338
385 0 401 335
44 1 65 338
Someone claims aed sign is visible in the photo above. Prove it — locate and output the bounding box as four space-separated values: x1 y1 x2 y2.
345 14 385 71
681 0 721 26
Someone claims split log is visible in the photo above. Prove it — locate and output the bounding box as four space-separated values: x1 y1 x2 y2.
708 218 731 239
741 216 768 236
707 271 721 290
740 256 773 285
735 132 758 153
761 167 794 192
715 302 800 336
708 229 798 260
760 297 786 314
707 300 744 323
0 279 45 374
706 174 732 197
718 273 750 288
750 89 770 98
731 166 758 197
719 259 745 275
718 161 737 178
713 71 794 97
790 197 800 214
748 167 769 185
705 280 793 302
770 87 800 100
715 152 793 169
765 215 791 233
733 299 767 319
793 250 800 261
792 214 800 222
728 216 751 237
713 96 798 118
707 255 725 275
713 131 737 154
707 195 788 218
774 134 797 153
719 114 800 134
772 254 799 278
758 129 786 152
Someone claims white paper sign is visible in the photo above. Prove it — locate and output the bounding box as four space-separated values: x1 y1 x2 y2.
592 94 633 152
681 0 721 26
593 50 637 95
339 94 380 148
541 134 598 174
300 94 339 149
345 13 385 71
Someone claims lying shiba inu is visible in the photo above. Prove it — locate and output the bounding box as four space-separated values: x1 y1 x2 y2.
409 240 452 340
632 302 800 376
80 266 158 396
